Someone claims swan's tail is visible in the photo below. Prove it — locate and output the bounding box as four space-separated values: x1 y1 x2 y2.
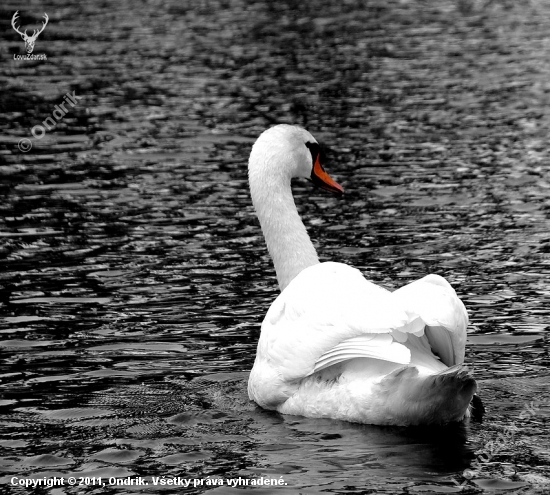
377 364 477 425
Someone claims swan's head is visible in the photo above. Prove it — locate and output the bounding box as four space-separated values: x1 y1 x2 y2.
248 124 343 194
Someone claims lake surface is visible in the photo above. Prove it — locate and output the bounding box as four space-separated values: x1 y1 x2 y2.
1 0 550 493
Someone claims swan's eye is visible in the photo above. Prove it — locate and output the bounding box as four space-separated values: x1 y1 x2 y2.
306 141 344 194
305 141 324 167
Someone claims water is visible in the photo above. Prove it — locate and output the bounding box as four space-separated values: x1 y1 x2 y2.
1 0 550 493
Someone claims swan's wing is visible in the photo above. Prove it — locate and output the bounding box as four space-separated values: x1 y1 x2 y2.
257 262 418 383
390 274 468 366
309 334 411 375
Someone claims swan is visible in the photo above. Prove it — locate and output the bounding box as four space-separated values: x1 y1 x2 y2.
247 124 477 426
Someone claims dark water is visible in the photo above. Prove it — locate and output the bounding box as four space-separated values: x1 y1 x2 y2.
1 0 550 493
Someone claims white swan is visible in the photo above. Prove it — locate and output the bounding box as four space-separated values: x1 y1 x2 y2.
247 124 477 426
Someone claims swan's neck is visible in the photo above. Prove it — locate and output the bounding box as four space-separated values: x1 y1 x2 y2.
250 172 319 291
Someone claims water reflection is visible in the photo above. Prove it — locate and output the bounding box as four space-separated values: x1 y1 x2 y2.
0 374 478 493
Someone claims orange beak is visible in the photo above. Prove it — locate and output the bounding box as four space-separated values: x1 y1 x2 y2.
311 153 344 194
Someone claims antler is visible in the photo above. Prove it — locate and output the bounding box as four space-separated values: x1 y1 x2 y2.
11 11 48 39
31 13 48 39
11 11 27 38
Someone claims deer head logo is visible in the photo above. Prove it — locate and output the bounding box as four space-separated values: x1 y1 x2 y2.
11 11 49 54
